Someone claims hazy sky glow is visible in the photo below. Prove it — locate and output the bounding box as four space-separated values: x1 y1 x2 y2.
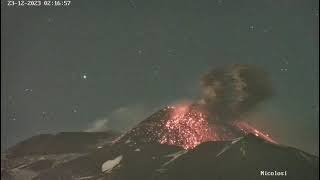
1 0 319 155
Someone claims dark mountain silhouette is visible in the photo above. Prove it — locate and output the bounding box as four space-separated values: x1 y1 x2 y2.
1 108 318 180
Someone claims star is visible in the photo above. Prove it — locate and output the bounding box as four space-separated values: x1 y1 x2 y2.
11 112 17 121
82 74 87 79
42 112 48 120
47 17 54 23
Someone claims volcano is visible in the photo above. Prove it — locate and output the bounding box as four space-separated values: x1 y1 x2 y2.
112 64 278 150
2 105 318 180
115 104 277 149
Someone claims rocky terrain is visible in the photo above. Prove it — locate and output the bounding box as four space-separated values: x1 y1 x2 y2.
2 107 318 180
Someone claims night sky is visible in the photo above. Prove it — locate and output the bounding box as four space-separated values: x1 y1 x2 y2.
1 0 319 155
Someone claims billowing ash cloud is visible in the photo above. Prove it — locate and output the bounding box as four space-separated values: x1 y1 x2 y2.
198 64 273 122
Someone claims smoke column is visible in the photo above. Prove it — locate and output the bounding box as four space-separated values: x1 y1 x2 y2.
198 64 273 123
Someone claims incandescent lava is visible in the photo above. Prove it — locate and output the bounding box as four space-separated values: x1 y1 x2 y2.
157 104 277 149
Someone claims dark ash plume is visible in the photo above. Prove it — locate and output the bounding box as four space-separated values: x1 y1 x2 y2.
199 64 273 122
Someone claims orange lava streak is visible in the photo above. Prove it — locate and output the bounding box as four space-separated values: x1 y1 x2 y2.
232 121 277 144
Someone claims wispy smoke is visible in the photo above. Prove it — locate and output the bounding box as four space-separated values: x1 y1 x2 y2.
199 64 273 122
85 104 154 132
85 118 110 132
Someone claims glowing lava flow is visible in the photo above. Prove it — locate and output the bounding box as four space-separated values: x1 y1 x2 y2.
158 105 277 149
232 121 277 144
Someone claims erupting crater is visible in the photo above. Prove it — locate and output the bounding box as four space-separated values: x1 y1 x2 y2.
157 104 277 149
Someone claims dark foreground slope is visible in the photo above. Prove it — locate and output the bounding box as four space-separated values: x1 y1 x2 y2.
154 134 319 180
1 108 318 180
2 132 318 180
5 132 119 158
1 131 118 180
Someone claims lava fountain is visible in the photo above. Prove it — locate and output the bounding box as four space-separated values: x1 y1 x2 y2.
158 104 277 149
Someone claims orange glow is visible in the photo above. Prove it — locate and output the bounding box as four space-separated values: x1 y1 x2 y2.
157 104 277 149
